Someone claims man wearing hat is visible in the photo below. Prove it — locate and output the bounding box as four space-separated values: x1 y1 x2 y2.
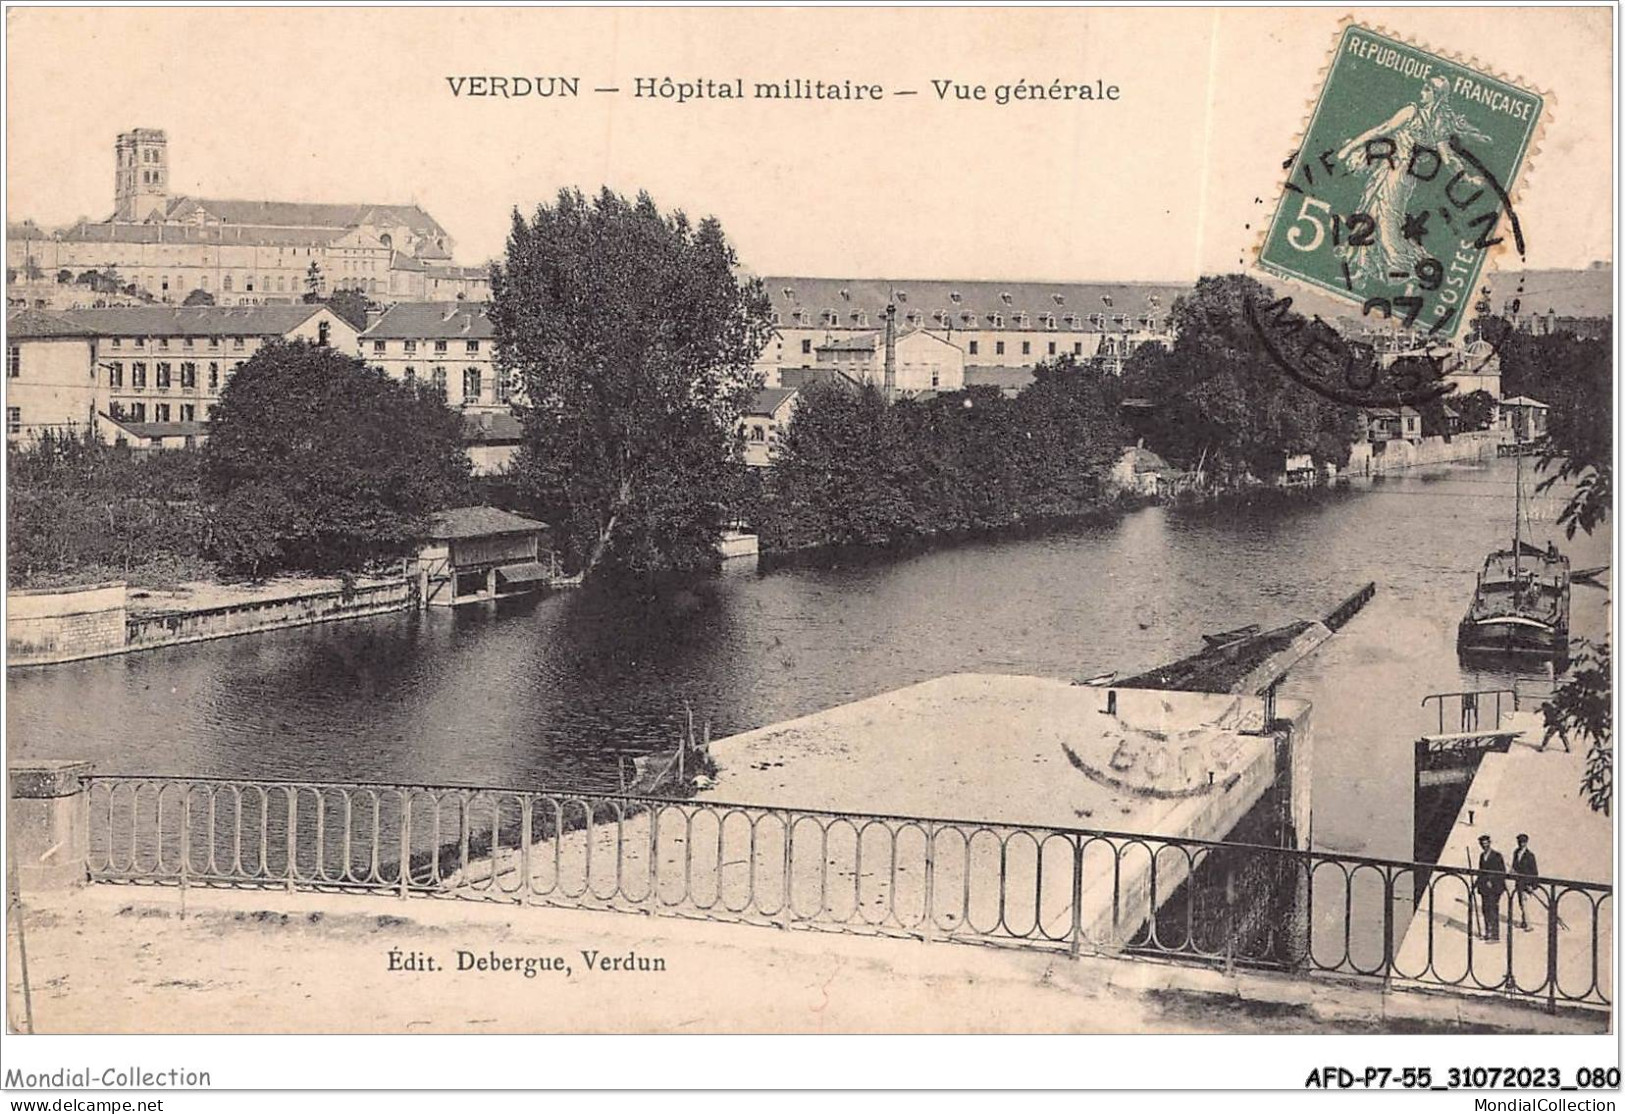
1476 834 1509 942
1512 834 1539 930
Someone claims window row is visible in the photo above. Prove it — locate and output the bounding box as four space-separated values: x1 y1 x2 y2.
372 339 480 355
397 365 513 403
105 361 230 390
110 336 246 351
773 312 1159 333
111 402 199 423
965 340 1086 358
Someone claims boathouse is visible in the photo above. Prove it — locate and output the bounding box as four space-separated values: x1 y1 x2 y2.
416 506 553 607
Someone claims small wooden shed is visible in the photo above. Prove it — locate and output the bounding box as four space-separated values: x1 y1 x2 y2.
416 506 553 607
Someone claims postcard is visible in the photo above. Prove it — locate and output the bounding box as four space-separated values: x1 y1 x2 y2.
2 4 1615 1096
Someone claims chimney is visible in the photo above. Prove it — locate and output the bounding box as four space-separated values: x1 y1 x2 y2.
883 301 897 402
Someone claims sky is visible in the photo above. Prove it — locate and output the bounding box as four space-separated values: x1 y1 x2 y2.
5 6 1613 281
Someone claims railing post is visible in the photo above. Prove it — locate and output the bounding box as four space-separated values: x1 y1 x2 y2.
519 796 533 903
778 810 794 930
1068 834 1085 959
7 761 94 891
920 823 936 945
1382 868 1395 984
180 787 191 918
1546 883 1560 1014
647 802 661 908
285 790 297 894
398 792 411 900
1223 853 1236 974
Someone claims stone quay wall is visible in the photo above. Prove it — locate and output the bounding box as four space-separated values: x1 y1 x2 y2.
124 580 413 652
6 582 129 666
1346 430 1506 477
7 579 414 667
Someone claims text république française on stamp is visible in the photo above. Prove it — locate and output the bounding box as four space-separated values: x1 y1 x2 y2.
1257 24 1544 340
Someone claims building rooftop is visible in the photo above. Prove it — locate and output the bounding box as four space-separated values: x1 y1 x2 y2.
101 417 207 439
1487 267 1614 320
460 412 523 444
1501 395 1550 409
162 198 449 240
814 333 878 353
362 302 494 340
778 367 864 391
1120 445 1176 476
63 305 334 338
57 221 350 247
963 365 1037 391
427 505 548 541
6 308 96 338
745 387 798 417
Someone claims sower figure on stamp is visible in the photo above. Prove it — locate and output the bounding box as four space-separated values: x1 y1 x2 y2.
1334 75 1492 291
1512 834 1539 931
1476 834 1508 942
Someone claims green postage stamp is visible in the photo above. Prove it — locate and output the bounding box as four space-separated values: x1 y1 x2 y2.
1258 24 1545 337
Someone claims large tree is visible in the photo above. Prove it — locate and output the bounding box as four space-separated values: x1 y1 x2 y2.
201 341 471 577
1507 331 1615 814
1119 274 1358 478
489 187 772 578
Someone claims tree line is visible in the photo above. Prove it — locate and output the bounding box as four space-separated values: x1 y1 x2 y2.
752 365 1126 552
7 342 471 587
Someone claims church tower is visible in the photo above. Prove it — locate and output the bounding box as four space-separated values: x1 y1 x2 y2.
113 129 170 222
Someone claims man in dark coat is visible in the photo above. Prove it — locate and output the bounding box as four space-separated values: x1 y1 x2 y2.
1476 834 1508 942
1512 833 1539 930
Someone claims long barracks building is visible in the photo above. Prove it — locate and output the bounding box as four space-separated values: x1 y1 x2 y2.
755 276 1187 390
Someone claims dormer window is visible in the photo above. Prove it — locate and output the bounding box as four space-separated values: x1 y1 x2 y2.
838 288 850 301
1012 313 1029 328
1090 313 1106 328
769 311 782 325
1052 294 1066 305
1042 314 1056 330
822 309 839 326
950 292 962 304
850 311 867 327
989 313 1004 328
1000 292 1013 305
894 290 908 303
781 286 794 298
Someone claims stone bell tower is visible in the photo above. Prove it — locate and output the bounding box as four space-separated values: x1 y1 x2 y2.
113 128 170 222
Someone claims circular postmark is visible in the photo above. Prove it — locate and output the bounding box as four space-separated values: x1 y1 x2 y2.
1247 135 1528 410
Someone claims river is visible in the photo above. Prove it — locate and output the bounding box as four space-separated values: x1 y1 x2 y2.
6 456 1610 866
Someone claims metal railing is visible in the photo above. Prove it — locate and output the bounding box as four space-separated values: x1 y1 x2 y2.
83 776 1612 1010
1423 689 1520 735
